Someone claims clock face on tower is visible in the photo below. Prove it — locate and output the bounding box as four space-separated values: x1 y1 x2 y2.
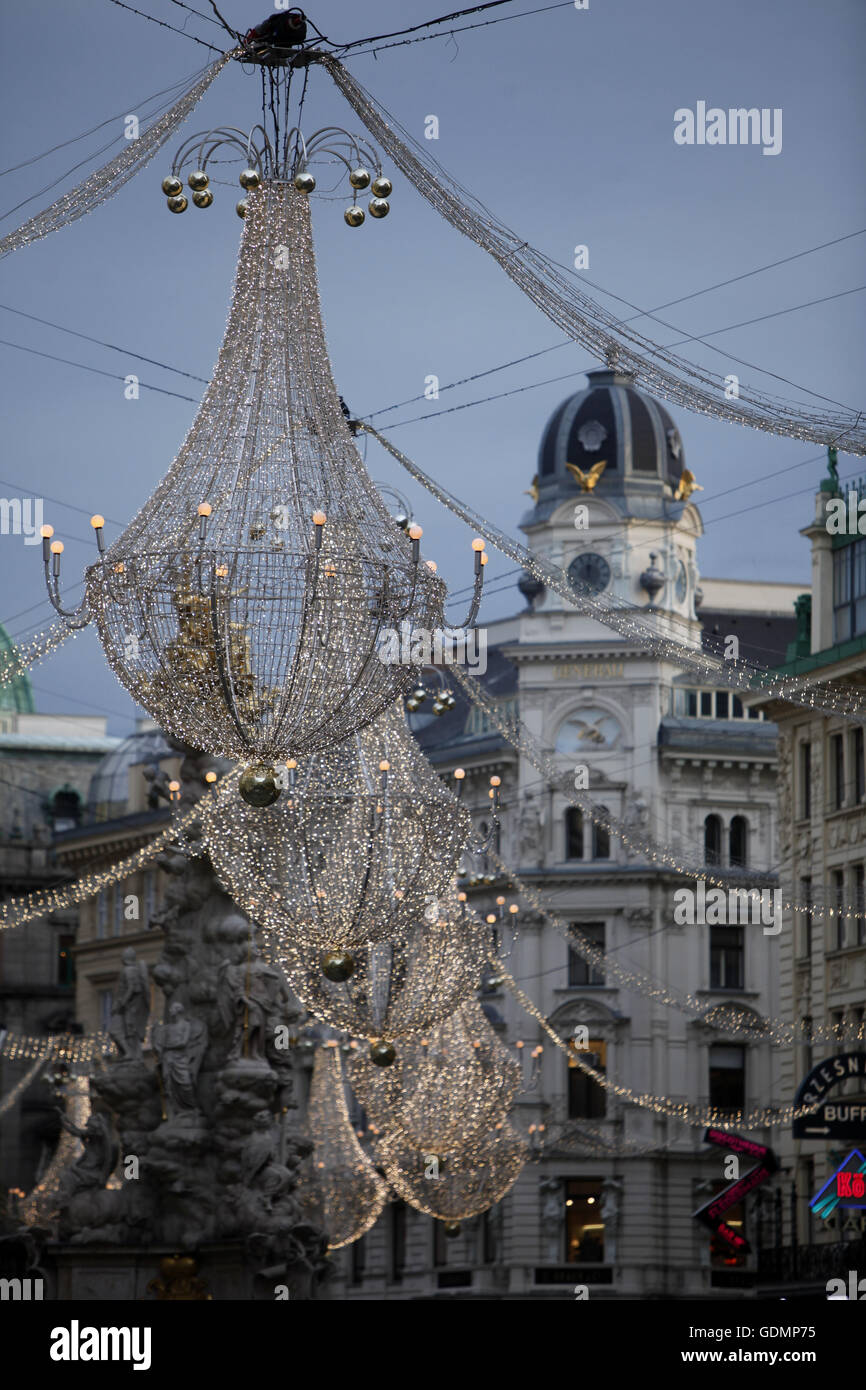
675 560 688 603
568 552 611 595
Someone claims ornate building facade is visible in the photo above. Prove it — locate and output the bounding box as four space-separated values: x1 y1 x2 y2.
755 461 866 1294
328 369 802 1298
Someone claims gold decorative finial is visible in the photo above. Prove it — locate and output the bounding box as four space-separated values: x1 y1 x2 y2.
524 474 540 504
565 460 606 492
674 468 703 501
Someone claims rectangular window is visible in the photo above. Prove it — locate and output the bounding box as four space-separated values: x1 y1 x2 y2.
800 876 812 958
700 691 713 718
351 1236 366 1283
390 1203 406 1284
57 934 75 988
799 743 811 819
567 1040 606 1119
709 1044 745 1112
854 727 865 804
710 926 744 990
831 733 845 809
433 1219 447 1268
716 691 729 720
833 870 845 949
858 867 866 946
97 891 108 940
568 923 605 986
565 808 583 860
99 990 113 1033
565 1179 605 1265
732 695 744 718
685 690 697 717
113 883 124 936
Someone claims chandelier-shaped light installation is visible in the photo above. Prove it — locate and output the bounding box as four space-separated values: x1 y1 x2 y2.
276 885 487 1055
44 180 473 767
297 1045 390 1249
204 704 472 952
376 1121 527 1223
350 1001 522 1152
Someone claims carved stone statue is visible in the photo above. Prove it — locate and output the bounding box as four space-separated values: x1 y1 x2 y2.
241 1110 292 1199
519 792 544 866
218 947 292 1062
108 948 150 1061
57 1111 118 1199
539 1176 563 1263
600 1178 624 1265
152 1001 208 1119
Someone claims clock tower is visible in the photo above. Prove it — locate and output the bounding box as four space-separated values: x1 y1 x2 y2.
518 366 703 642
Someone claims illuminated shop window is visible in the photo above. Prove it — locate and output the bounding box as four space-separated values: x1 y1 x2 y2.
565 1178 605 1264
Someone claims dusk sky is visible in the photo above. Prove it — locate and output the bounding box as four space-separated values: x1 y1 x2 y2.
1 0 864 735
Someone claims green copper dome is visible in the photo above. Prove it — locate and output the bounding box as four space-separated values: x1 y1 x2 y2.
0 622 35 714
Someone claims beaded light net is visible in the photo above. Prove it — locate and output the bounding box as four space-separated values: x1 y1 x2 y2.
298 1045 390 1249
376 1120 527 1221
275 884 487 1042
76 181 443 760
323 56 866 456
350 1000 522 1153
0 58 232 260
203 704 471 950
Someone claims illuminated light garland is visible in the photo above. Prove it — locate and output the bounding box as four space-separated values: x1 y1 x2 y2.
0 803 200 931
488 848 864 1047
49 181 449 762
0 619 78 688
453 664 866 931
0 1032 111 1065
323 57 866 456
0 57 233 259
364 424 866 722
376 1120 527 1222
0 1051 52 1117
349 1000 522 1153
499 962 829 1132
203 704 471 951
273 883 487 1043
298 1045 390 1249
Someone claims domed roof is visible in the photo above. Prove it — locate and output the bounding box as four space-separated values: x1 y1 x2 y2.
0 622 35 714
88 724 174 819
537 368 685 495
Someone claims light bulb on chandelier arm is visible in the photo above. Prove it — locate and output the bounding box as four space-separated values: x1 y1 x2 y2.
197 501 212 543
90 516 106 553
408 523 422 564
50 540 64 578
453 767 465 799
40 524 54 562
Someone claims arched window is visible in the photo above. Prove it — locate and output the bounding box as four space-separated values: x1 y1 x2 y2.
592 809 610 860
704 814 722 866
729 815 748 868
50 785 81 832
565 808 583 860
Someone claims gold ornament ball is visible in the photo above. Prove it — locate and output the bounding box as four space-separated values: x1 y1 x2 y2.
349 167 371 190
162 175 183 196
369 1040 396 1067
371 176 392 198
411 687 427 704
192 190 213 209
238 763 280 807
368 198 390 220
320 950 356 983
432 700 445 716
167 195 188 214
187 170 209 191
236 199 249 220
405 697 420 713
294 171 316 194
344 206 365 228
239 168 262 190
443 1222 461 1239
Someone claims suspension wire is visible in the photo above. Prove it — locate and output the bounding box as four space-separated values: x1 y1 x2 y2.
105 0 227 53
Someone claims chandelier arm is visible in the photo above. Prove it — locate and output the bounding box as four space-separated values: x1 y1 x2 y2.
42 555 89 629
455 564 485 631
346 801 379 942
